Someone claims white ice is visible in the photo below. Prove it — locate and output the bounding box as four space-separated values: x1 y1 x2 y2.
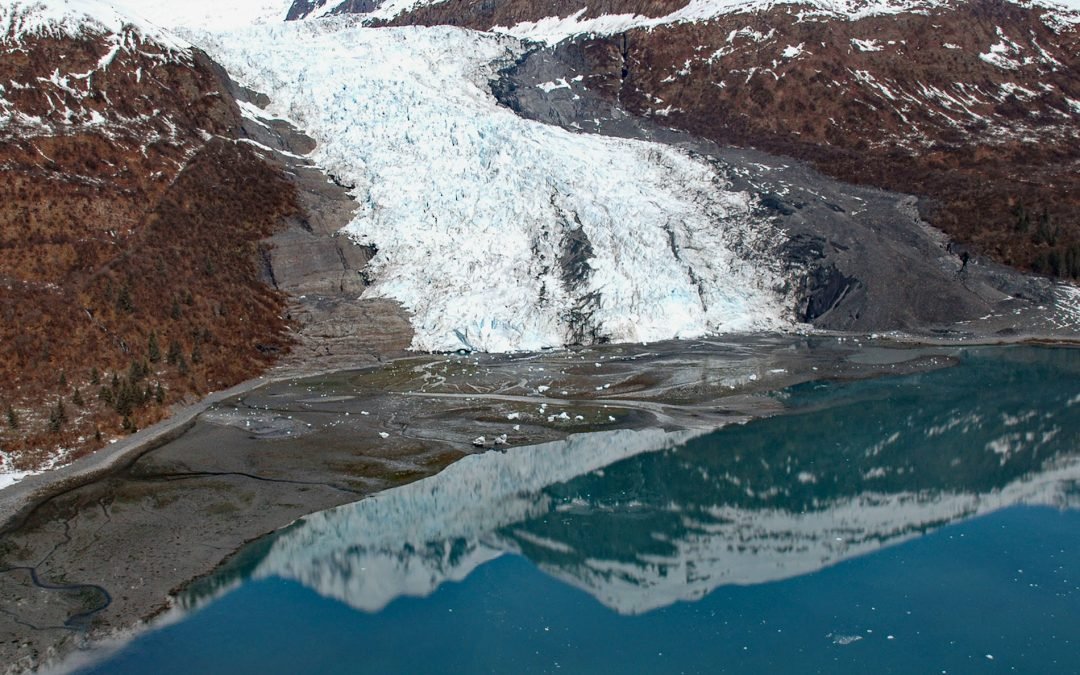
109 0 293 31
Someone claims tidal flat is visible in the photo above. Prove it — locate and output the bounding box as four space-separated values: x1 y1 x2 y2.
0 336 1070 672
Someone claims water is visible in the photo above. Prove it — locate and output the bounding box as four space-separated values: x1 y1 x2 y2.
74 346 1080 674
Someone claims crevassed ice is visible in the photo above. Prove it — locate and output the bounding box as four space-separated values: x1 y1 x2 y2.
196 21 793 352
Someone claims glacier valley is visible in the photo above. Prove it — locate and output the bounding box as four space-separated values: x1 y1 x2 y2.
195 20 795 352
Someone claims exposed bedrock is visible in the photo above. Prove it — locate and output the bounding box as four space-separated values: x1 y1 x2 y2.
228 84 415 368
493 44 1072 336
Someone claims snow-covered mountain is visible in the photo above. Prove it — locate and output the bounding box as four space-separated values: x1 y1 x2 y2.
1 0 184 42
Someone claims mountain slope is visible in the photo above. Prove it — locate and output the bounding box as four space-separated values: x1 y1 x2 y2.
0 0 297 468
316 0 1080 279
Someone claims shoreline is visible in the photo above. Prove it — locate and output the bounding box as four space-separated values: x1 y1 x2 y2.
0 332 1077 673
2 328 1078 536
0 358 393 536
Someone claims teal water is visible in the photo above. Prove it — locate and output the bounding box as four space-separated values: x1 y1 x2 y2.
76 346 1080 674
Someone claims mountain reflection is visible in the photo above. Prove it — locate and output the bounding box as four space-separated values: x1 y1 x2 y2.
217 347 1080 616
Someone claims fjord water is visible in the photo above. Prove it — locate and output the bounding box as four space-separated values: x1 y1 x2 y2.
78 346 1079 674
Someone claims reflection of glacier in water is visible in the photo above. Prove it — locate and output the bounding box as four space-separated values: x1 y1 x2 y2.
244 347 1080 616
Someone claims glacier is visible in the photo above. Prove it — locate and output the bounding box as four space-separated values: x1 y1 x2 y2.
193 20 795 352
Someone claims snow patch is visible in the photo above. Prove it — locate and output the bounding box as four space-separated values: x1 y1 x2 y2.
536 78 571 93
1019 0 1080 30
0 450 65 492
999 82 1038 100
781 42 805 58
980 42 1023 70
851 37 884 52
0 0 188 51
980 28 1027 70
0 464 36 491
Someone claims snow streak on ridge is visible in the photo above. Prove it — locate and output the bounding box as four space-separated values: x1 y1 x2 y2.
494 0 1080 45
0 0 188 50
196 21 792 352
316 0 1080 45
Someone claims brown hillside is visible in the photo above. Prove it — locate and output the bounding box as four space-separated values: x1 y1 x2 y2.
375 0 688 26
0 28 297 468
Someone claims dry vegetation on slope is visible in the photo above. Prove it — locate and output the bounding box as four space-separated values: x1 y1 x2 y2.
374 0 687 26
0 27 297 468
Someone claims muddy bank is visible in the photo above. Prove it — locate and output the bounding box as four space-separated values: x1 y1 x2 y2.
0 334 982 673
